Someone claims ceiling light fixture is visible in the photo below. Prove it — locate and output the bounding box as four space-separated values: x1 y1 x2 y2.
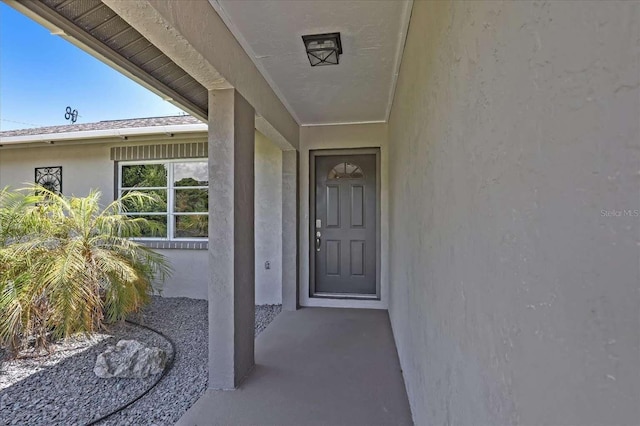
302 32 342 67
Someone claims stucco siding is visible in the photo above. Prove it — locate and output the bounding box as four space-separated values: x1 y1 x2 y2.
0 143 113 198
255 131 283 305
388 2 639 425
153 248 208 299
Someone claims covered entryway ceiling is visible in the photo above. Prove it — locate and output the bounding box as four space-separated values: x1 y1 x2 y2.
210 0 412 126
6 0 411 129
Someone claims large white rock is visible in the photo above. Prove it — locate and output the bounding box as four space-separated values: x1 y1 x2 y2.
94 339 166 379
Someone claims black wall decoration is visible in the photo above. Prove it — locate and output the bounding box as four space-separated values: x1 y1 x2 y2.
35 166 62 195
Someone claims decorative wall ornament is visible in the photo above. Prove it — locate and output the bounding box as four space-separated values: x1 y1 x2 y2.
35 166 62 195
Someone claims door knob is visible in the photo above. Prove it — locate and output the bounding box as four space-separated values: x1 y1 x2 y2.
315 236 322 252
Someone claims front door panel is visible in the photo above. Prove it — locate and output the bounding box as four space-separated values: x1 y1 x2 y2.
314 154 376 295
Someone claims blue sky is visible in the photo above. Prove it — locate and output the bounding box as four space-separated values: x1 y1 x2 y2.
0 3 185 131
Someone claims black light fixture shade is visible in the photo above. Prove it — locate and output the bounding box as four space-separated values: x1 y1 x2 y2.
302 32 342 66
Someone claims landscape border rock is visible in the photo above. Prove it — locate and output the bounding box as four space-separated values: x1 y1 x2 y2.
94 339 166 379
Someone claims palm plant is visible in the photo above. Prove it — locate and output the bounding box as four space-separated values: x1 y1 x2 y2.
0 186 171 354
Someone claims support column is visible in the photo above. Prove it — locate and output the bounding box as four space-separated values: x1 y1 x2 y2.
208 88 255 389
281 150 299 310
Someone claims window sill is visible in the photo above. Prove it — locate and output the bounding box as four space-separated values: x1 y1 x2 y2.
138 240 208 250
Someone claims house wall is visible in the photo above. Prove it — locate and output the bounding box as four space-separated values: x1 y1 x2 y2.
299 123 389 309
387 2 639 425
255 131 283 305
0 143 113 197
153 248 207 299
0 132 285 305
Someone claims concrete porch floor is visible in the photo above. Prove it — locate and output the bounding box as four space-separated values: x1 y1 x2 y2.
177 307 413 426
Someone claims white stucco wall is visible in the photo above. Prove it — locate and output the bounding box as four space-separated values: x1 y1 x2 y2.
254 131 283 305
154 248 207 299
0 143 113 197
0 133 284 305
299 123 389 309
388 2 639 425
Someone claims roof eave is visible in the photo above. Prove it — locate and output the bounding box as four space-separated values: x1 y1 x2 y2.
0 123 208 146
3 0 208 121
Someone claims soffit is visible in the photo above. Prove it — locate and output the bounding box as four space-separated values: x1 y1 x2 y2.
210 0 412 125
14 0 208 120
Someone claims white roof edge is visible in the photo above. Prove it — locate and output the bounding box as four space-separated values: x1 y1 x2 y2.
385 0 413 122
0 123 208 146
300 120 387 128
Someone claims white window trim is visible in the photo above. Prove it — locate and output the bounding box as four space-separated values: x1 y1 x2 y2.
118 159 208 242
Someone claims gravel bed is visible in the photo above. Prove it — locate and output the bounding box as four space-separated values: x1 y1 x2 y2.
0 298 281 426
254 304 282 336
0 333 112 392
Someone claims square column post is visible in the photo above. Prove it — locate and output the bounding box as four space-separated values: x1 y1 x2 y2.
208 89 255 389
282 150 299 310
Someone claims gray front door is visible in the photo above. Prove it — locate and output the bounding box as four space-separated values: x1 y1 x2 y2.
313 153 377 296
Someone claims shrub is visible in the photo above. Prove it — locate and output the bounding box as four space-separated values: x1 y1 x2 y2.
0 186 171 354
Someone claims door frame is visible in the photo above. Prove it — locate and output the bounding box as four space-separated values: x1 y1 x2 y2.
309 148 381 300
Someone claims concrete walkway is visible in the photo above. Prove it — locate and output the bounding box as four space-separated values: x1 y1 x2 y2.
177 307 413 426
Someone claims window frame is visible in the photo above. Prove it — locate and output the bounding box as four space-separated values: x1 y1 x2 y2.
117 159 209 242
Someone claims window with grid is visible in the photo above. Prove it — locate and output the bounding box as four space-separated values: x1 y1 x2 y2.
118 160 208 240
